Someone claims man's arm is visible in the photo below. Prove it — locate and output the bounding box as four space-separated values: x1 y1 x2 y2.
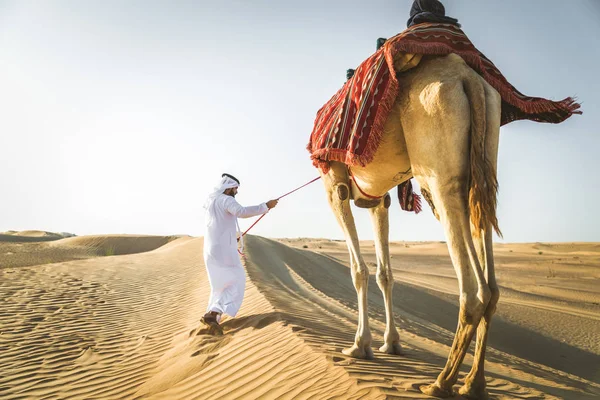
224 196 269 218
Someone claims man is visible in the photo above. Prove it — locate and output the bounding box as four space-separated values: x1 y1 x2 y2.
407 0 460 28
201 173 278 331
345 0 459 81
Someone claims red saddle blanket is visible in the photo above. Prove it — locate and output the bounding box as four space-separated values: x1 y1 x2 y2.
307 23 581 175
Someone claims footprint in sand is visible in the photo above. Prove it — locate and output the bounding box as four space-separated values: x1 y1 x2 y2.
198 324 223 336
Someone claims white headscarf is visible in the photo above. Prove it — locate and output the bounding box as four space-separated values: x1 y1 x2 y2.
204 175 240 210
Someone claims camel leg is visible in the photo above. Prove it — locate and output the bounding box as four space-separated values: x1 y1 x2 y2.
458 226 499 400
419 180 491 398
321 162 374 359
399 79 491 395
459 84 501 399
385 64 496 396
368 194 402 355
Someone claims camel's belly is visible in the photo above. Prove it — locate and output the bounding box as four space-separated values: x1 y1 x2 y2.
350 101 412 199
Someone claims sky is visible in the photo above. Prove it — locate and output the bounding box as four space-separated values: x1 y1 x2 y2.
1 0 599 242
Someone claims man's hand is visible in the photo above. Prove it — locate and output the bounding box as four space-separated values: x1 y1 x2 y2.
266 199 278 209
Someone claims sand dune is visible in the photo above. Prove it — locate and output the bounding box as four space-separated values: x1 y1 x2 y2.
5 230 66 237
0 230 68 243
54 234 181 256
1 235 599 399
0 234 179 269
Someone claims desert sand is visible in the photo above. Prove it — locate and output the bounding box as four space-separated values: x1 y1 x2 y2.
1 232 599 399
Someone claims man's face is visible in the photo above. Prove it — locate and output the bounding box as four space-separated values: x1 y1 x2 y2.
225 187 238 197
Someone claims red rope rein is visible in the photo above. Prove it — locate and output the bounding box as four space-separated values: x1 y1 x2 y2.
348 168 383 200
240 176 321 238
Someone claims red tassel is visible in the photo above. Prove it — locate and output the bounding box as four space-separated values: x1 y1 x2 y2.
413 193 422 214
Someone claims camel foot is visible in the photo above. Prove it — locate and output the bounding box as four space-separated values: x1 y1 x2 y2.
379 341 403 355
419 383 453 398
458 382 489 400
342 344 374 360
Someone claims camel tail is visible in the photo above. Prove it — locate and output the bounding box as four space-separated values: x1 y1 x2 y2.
463 75 501 237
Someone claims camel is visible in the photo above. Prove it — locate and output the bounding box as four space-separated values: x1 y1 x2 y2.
319 52 503 399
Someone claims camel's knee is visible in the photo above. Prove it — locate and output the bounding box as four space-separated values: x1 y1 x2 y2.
479 285 492 306
351 265 370 288
459 287 491 325
376 268 393 289
487 286 500 315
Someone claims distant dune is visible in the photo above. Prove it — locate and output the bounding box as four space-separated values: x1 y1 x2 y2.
0 233 180 268
55 234 182 256
1 234 598 399
0 230 70 243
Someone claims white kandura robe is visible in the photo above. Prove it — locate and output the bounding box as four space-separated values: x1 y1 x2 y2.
203 194 268 317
